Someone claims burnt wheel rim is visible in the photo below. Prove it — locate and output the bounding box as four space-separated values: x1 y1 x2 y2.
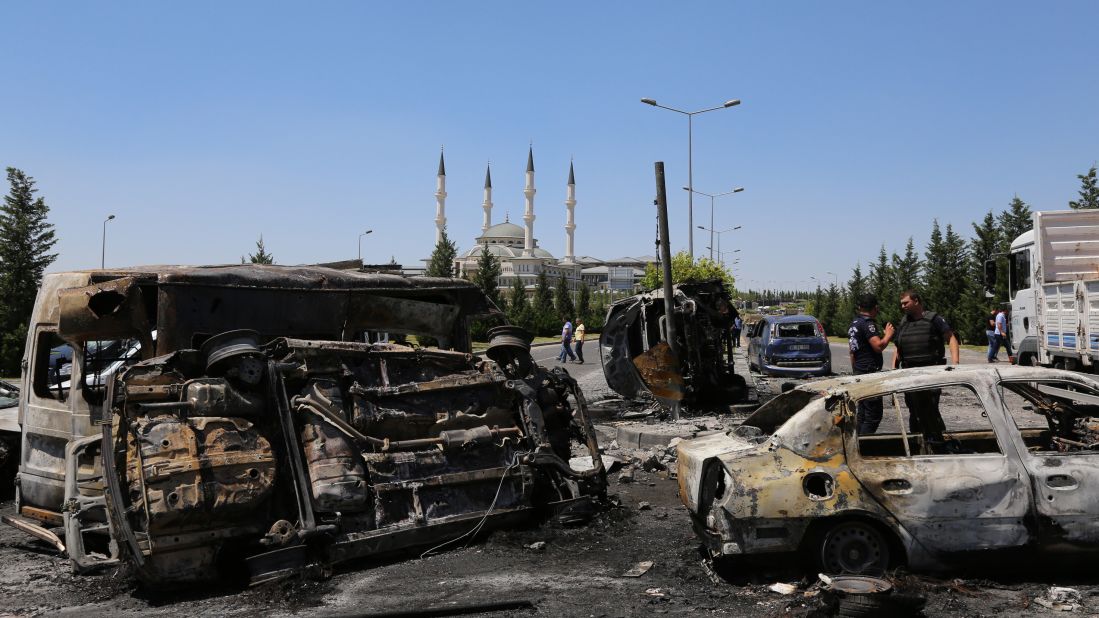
820 522 889 574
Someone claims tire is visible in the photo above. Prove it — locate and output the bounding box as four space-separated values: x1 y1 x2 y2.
1020 353 1039 367
818 520 891 575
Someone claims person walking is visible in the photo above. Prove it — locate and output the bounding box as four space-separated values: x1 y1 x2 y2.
891 290 960 442
732 316 743 348
557 317 577 363
574 321 586 364
848 294 895 434
986 309 1001 362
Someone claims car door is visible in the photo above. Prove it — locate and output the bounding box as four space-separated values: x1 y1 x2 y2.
995 375 1099 547
845 379 1034 555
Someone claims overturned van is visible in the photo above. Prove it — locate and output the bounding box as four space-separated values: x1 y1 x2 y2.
3 265 605 584
599 280 746 409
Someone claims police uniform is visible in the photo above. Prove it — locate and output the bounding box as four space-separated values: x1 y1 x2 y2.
849 314 885 433
894 310 951 440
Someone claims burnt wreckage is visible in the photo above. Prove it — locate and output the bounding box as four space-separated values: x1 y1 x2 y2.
5 266 605 584
600 280 746 408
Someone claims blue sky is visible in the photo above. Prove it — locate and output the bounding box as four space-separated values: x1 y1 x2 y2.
2 2 1097 290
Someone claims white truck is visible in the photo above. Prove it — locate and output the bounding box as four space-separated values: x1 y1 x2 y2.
998 209 1099 370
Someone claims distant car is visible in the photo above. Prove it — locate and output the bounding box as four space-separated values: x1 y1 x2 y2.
746 315 831 376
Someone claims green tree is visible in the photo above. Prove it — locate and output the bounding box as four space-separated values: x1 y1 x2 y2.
1069 165 1099 210
818 283 841 336
837 264 865 328
554 275 575 322
0 168 58 374
868 245 900 327
576 282 592 325
425 228 457 278
472 245 502 308
638 251 732 289
892 237 922 293
506 276 533 332
998 195 1032 252
531 271 556 335
957 211 1003 344
242 235 275 264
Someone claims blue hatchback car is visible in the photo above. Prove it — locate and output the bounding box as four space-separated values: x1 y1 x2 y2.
747 315 832 377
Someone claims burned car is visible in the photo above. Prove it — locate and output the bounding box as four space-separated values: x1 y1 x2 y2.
600 280 746 409
3 265 605 584
678 365 1099 574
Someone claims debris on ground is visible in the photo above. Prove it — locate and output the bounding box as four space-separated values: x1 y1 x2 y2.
623 561 654 577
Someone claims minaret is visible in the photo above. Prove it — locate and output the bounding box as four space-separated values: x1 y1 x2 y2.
434 149 447 245
522 146 536 256
564 160 576 262
481 163 493 234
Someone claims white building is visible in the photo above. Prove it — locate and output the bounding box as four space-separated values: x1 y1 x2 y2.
435 148 656 295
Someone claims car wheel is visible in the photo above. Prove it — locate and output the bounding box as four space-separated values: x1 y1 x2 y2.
819 520 890 575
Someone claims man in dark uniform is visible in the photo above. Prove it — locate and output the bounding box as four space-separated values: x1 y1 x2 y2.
848 293 894 434
891 289 960 442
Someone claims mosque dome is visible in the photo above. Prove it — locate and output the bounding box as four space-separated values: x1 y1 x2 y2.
480 221 525 240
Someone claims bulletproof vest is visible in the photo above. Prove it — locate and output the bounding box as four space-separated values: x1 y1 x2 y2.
896 310 945 367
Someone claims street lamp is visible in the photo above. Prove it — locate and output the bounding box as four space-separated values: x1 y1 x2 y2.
698 224 742 259
101 215 115 268
685 186 743 259
358 229 373 263
826 271 839 286
641 96 741 259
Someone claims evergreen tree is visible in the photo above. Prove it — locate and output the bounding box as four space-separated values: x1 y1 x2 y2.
892 237 922 293
472 245 502 308
576 282 592 326
554 275 575 322
958 211 1003 344
0 168 58 374
506 276 533 332
818 283 841 336
531 271 556 335
869 245 900 327
837 264 865 328
1069 165 1099 210
998 195 1032 252
923 220 947 310
940 224 970 338
425 228 457 278
242 235 275 264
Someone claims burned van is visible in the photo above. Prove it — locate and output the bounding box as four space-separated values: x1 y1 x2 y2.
3 265 605 584
599 279 746 409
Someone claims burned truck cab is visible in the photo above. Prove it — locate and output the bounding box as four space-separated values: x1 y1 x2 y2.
7 265 606 584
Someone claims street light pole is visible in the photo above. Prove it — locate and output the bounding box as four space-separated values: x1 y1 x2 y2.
101 214 115 268
698 224 742 260
685 186 743 260
641 97 741 259
358 229 373 263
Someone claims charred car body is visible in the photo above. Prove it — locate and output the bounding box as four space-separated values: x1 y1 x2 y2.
3 266 605 584
600 280 746 408
679 365 1099 574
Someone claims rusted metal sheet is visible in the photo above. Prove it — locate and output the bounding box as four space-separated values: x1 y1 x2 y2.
600 280 745 408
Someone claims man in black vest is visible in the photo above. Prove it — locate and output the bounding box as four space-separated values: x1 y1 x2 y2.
848 293 894 434
891 289 960 441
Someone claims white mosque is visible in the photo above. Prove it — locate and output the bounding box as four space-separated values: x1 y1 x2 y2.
432 148 659 295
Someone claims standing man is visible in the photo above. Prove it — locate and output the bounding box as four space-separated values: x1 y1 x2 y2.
997 307 1015 363
732 315 743 348
557 317 577 363
848 294 895 434
574 320 586 364
891 290 960 442
985 309 1000 362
